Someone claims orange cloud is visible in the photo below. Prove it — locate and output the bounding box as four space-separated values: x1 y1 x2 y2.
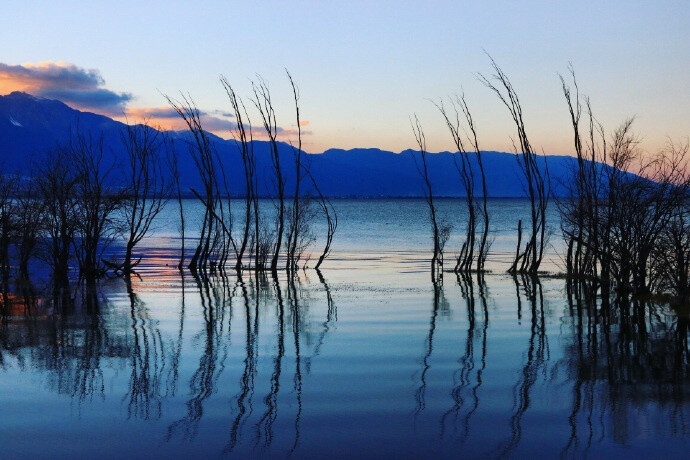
0 61 131 115
0 60 314 143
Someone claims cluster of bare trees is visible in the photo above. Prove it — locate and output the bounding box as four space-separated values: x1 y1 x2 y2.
559 69 690 302
0 72 337 304
0 125 171 304
165 70 336 276
0 137 119 291
412 57 689 303
413 57 551 280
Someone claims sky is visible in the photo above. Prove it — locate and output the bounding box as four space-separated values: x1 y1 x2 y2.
0 0 688 155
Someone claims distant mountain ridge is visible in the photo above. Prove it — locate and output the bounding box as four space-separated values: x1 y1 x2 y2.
0 91 578 197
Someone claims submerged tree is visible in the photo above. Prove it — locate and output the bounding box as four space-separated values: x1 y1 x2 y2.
285 70 308 272
411 115 452 280
167 73 332 274
71 134 123 284
221 76 256 271
0 174 16 286
166 94 230 272
166 138 186 270
119 121 169 274
559 67 690 300
251 77 286 272
15 176 45 279
307 167 338 271
36 146 80 289
558 67 604 280
479 56 549 274
435 93 491 273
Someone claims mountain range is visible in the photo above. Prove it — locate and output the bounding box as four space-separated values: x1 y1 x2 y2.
0 91 577 197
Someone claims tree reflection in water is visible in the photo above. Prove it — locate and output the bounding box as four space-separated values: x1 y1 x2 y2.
413 278 445 424
440 273 489 441
499 274 550 458
1 270 690 456
168 272 230 440
560 278 690 457
226 271 259 451
0 280 130 407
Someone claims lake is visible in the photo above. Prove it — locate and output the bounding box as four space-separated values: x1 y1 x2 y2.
1 199 688 458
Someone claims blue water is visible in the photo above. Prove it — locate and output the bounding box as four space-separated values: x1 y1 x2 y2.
0 199 688 458
141 198 564 272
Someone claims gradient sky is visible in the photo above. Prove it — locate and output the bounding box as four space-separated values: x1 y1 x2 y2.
1 0 688 155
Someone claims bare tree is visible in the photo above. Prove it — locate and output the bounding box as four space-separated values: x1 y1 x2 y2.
15 176 45 279
36 146 79 289
166 94 230 272
252 77 285 272
411 115 451 280
285 70 306 272
653 141 690 303
558 66 608 282
165 138 186 270
558 75 690 300
221 76 256 271
0 174 16 285
435 93 491 272
119 121 169 274
71 134 123 284
306 166 338 271
435 98 476 272
479 56 549 274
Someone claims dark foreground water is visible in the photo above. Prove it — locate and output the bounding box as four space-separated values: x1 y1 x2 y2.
1 199 689 458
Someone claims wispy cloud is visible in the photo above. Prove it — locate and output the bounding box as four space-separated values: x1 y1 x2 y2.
122 106 239 132
0 61 131 115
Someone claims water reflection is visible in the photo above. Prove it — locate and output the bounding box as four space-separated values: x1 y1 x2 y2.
440 273 489 442
1 271 689 457
500 275 550 458
414 279 447 421
169 272 230 440
0 282 130 405
560 279 690 457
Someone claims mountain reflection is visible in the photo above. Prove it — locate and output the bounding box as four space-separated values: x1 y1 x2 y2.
1 272 690 456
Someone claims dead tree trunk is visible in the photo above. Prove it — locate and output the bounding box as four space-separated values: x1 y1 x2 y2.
252 78 285 272
479 55 549 274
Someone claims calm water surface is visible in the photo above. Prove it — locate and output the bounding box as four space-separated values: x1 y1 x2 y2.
1 199 688 458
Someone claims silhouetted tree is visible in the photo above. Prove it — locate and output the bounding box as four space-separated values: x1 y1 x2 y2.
71 134 123 284
411 115 452 280
118 121 169 274
309 167 338 270
166 94 230 272
221 76 256 271
435 93 491 272
252 77 285 272
0 174 17 285
165 138 186 270
36 146 79 290
15 176 45 279
285 70 311 272
480 56 549 274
